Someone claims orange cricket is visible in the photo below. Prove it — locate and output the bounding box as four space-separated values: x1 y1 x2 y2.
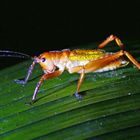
15 35 140 103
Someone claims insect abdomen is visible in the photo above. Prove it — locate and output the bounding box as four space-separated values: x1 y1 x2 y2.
69 49 106 61
94 58 129 73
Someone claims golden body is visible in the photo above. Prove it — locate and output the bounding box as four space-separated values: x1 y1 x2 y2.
16 35 140 102
38 49 128 74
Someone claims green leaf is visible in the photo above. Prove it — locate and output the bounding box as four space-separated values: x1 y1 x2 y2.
0 40 140 140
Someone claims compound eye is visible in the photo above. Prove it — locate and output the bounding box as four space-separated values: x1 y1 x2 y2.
41 58 46 62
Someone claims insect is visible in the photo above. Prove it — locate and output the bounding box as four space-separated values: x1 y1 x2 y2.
1 35 140 103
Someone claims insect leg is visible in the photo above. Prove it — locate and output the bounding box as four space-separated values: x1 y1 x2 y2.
67 66 86 99
67 51 125 100
98 35 123 49
32 70 62 102
75 69 85 99
68 50 131 100
68 66 83 73
15 60 36 84
124 51 140 69
84 50 124 73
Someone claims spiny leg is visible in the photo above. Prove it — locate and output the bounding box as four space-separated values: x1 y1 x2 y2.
98 34 123 49
32 70 62 102
75 69 85 99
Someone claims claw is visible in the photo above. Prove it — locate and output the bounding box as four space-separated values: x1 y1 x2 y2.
74 92 83 100
25 100 35 106
14 79 26 85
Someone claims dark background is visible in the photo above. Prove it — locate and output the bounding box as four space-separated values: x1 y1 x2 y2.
0 1 140 69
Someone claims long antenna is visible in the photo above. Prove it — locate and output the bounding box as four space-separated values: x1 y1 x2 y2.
0 50 32 59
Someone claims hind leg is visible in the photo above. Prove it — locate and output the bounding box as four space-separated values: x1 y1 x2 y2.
68 50 140 100
98 35 123 49
85 50 140 72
